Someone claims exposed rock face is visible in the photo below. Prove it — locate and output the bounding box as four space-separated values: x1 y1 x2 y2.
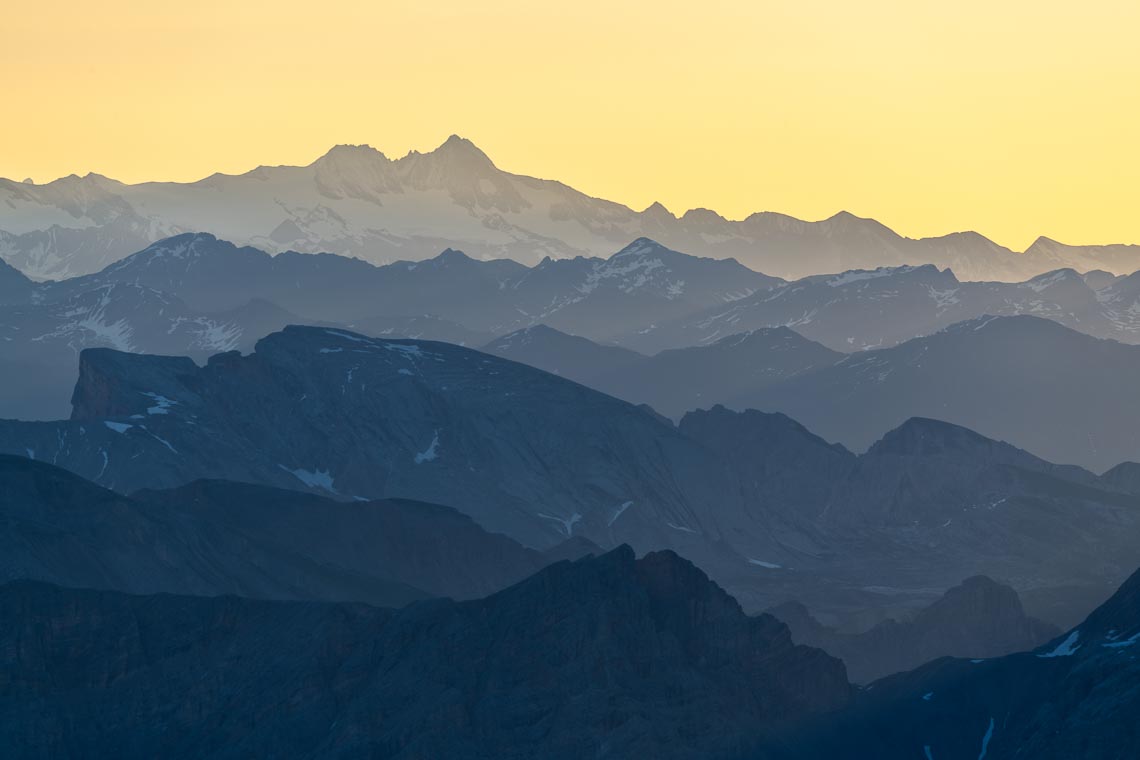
0 455 585 607
765 565 1140 759
0 548 852 759
0 280 300 420
0 326 785 566
769 575 1059 682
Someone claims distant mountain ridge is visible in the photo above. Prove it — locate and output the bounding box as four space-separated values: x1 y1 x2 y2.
769 575 1059 683
3 136 1137 280
6 329 1140 628
770 564 1140 759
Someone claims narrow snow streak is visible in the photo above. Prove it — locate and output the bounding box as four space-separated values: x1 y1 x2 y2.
977 718 994 759
414 431 440 464
609 501 633 527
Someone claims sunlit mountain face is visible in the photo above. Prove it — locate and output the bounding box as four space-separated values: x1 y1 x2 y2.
3 138 1139 281
4 1 1139 757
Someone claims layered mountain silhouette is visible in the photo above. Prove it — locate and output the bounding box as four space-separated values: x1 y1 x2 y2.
0 547 851 759
481 315 1140 470
3 137 1138 280
625 262 1140 353
8 233 1140 428
769 575 1058 682
5 331 1140 628
768 564 1140 759
744 314 1140 471
490 325 842 419
0 281 301 419
0 455 592 606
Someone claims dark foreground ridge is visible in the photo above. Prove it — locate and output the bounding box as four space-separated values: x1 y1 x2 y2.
0 547 850 759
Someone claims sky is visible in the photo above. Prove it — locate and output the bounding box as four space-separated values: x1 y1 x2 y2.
3 0 1138 251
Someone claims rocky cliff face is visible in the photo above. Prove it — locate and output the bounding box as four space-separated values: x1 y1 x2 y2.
4 326 788 567
0 547 852 759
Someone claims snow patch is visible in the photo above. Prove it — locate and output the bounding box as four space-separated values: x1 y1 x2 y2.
748 558 782 569
609 501 633 526
977 717 995 759
279 465 337 494
1102 630 1140 649
414 430 440 463
1038 630 1080 658
539 512 581 537
142 392 177 415
104 421 132 434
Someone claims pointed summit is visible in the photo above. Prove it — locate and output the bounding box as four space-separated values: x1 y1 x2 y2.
642 201 675 221
611 237 668 259
428 134 496 168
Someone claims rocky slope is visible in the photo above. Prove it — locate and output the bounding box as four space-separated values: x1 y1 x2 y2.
765 563 1140 759
0 455 585 606
0 547 852 759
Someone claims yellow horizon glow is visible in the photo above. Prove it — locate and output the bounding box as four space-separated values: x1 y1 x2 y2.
2 0 1138 251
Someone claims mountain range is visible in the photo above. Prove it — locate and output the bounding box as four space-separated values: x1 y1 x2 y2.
8 231 1140 425
768 563 1140 759
0 454 594 607
6 328 1140 629
768 575 1058 683
5 543 1140 759
3 136 1139 281
621 262 1140 353
486 315 1140 471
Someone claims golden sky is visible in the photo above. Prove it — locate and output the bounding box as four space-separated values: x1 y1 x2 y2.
3 0 1138 250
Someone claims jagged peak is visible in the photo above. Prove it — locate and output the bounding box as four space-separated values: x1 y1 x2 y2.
401 134 497 171
1026 235 1062 250
429 247 475 265
820 210 900 239
641 201 675 220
